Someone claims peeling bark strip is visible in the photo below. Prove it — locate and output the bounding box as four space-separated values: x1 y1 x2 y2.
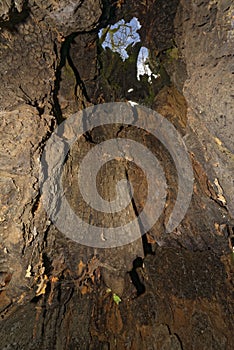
0 0 234 349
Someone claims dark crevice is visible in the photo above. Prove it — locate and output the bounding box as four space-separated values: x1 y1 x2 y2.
52 36 74 124
83 131 96 144
31 193 40 214
124 168 154 257
124 168 151 295
52 32 92 124
129 257 145 296
116 125 125 137
30 294 43 304
0 0 30 32
124 161 155 296
82 108 98 144
32 102 45 116
59 287 74 325
96 0 118 30
74 0 86 15
67 49 91 104
142 233 154 255
171 332 184 350
42 253 53 276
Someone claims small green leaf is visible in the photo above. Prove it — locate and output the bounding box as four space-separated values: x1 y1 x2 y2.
113 293 122 305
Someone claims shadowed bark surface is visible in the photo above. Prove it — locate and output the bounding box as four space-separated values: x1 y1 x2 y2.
0 0 234 349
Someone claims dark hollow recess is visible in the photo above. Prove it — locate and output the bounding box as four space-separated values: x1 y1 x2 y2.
129 257 146 297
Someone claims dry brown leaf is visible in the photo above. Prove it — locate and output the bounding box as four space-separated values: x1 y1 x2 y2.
116 0 125 9
36 275 48 296
77 260 86 276
146 233 156 244
47 276 59 305
80 285 89 295
214 178 227 205
51 276 59 283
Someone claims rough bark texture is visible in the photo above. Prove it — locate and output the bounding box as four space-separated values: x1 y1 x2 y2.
0 0 234 349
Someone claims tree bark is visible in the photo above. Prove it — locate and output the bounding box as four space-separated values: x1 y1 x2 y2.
0 0 233 349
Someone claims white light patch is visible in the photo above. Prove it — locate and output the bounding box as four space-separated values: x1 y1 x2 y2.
128 100 138 107
137 47 159 84
128 88 134 93
98 17 141 61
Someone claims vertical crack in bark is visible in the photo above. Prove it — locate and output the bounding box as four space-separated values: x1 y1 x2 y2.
52 42 66 123
66 40 91 105
123 165 149 296
124 167 152 256
52 34 76 123
52 32 92 124
82 107 97 144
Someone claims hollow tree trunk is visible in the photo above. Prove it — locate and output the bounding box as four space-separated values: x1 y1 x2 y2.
0 0 233 349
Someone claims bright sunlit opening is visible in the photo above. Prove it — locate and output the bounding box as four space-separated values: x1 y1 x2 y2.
99 17 141 60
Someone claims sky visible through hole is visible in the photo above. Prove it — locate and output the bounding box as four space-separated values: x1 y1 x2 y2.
99 17 141 60
98 17 158 84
